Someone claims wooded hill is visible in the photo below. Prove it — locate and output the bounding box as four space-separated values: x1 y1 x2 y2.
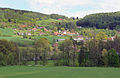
0 8 68 24
77 11 120 30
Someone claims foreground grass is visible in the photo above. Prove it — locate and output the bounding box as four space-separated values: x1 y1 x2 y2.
0 66 120 78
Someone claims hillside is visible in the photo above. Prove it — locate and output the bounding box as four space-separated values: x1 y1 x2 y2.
0 8 68 25
77 11 120 30
0 8 119 47
0 8 78 46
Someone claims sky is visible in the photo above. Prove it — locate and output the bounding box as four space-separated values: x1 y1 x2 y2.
0 0 120 18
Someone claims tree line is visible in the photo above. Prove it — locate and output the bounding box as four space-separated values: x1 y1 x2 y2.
0 37 120 67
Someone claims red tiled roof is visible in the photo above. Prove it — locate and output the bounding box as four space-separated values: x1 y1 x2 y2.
44 28 48 31
58 18 63 20
54 32 62 35
107 38 112 40
32 28 37 30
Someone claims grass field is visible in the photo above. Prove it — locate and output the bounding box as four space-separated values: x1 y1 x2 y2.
0 37 34 46
0 66 120 78
36 19 61 26
35 36 68 43
0 28 14 36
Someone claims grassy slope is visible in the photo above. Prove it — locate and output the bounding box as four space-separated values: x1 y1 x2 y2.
36 19 61 26
0 28 14 36
0 36 34 46
0 66 120 78
35 36 68 43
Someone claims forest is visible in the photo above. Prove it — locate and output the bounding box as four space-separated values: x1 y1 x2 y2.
77 11 120 30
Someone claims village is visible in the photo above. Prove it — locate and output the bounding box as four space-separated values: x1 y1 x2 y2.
14 24 116 44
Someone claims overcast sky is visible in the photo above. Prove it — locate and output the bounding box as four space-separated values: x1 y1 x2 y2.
0 0 120 18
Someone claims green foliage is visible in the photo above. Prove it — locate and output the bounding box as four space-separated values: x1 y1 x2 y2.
34 38 52 66
95 32 107 40
7 53 16 65
78 47 89 66
37 19 77 30
59 39 74 66
0 52 4 66
77 11 120 30
102 49 108 66
78 28 116 38
107 48 119 66
50 14 67 19
0 39 18 66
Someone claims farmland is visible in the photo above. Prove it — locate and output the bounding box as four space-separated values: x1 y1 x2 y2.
0 66 120 78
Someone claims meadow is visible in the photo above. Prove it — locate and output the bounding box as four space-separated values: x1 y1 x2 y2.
35 35 68 43
0 28 14 36
0 66 120 78
0 37 34 46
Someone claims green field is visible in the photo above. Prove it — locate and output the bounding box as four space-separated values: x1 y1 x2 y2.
0 37 34 46
35 36 68 43
0 28 14 36
0 66 120 78
36 19 61 26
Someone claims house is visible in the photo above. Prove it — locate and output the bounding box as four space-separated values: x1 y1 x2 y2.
107 36 115 41
38 27 44 29
77 26 82 29
58 18 63 21
111 37 115 41
53 32 64 36
38 27 48 32
19 25 27 28
54 32 60 36
73 35 84 42
44 28 48 31
32 28 37 31
26 33 31 36
107 38 113 41
58 30 61 33
73 38 84 41
39 32 45 35
62 30 76 36
67 32 76 35
17 32 24 36
77 35 84 39
63 31 67 34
